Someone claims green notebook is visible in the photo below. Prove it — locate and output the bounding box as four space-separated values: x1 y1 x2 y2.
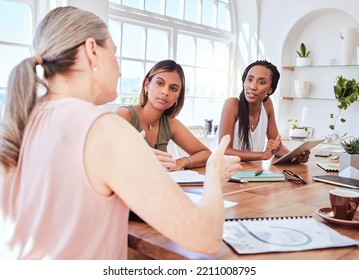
230 170 285 182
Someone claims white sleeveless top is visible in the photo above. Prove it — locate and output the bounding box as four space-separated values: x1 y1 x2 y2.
212 103 268 152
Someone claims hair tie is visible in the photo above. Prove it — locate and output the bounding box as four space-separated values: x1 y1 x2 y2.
35 54 43 66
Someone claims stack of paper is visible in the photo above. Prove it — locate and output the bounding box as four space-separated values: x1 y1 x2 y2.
169 170 204 185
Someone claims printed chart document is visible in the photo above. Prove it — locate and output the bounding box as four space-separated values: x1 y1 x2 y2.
222 216 359 254
169 170 204 185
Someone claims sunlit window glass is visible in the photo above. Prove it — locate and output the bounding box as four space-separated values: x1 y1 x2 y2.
202 0 216 28
145 62 156 74
182 66 194 97
218 1 231 31
122 0 143 9
184 0 201 24
193 98 211 125
195 68 212 97
179 98 194 125
0 1 32 44
0 45 31 89
212 69 228 98
176 34 196 66
146 28 169 61
108 21 122 57
210 99 225 125
122 24 145 59
119 60 144 94
165 0 184 19
196 38 213 68
214 41 229 70
145 0 164 14
108 0 234 125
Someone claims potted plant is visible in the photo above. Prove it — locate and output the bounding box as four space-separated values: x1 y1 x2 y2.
296 42 311 66
334 75 359 110
339 138 359 179
288 119 309 139
329 75 359 133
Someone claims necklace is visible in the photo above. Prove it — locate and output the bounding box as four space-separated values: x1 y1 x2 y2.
249 108 261 131
141 107 160 130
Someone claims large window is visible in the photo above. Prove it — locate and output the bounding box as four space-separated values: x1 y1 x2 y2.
109 0 234 126
0 0 236 126
108 20 170 105
0 0 34 110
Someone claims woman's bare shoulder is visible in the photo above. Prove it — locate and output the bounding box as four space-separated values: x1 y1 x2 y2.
225 97 239 106
115 106 132 121
222 97 239 116
263 98 275 115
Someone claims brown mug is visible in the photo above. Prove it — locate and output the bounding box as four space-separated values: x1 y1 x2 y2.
329 189 359 220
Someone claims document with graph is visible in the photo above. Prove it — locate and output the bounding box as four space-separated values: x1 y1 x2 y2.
222 216 358 254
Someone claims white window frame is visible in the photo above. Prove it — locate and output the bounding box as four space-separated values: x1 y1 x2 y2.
108 1 236 125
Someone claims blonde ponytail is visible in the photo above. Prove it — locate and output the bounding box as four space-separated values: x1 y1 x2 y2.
0 6 108 172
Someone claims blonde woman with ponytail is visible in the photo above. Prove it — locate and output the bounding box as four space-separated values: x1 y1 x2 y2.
0 6 241 259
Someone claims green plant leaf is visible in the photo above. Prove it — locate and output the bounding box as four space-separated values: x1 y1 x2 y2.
340 138 359 154
296 42 310 57
331 75 359 130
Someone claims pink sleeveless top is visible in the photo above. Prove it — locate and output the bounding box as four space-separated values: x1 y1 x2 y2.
1 98 129 259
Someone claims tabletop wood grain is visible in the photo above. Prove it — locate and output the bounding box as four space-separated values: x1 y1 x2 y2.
128 147 359 260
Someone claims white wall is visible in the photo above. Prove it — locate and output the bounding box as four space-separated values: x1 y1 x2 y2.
257 0 359 139
39 0 359 139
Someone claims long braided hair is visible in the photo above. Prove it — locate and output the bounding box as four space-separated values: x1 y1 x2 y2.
237 60 280 151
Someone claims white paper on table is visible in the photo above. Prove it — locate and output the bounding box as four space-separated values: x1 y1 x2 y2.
185 192 237 208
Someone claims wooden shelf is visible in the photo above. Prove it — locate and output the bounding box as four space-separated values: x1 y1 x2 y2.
280 96 336 101
282 65 359 71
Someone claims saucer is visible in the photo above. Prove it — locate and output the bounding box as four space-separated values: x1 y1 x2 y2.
316 207 359 227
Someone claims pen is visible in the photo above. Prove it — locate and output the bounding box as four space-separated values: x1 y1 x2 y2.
254 169 263 176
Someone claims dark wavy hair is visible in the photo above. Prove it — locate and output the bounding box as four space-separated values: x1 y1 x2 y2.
237 60 280 151
139 60 185 118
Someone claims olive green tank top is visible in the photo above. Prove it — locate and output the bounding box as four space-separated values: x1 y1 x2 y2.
125 105 171 152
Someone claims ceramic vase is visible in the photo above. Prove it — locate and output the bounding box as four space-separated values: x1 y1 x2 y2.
295 57 311 66
289 128 309 139
294 80 311 97
204 119 213 135
340 27 358 65
339 153 359 179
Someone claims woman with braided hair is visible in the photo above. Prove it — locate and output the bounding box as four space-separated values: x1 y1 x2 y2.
214 60 309 163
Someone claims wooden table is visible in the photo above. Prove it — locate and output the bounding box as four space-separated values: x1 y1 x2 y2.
128 147 359 260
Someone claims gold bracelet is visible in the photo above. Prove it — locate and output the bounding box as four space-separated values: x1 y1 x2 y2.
184 156 192 169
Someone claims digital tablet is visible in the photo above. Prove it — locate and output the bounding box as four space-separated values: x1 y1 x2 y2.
312 175 359 189
272 139 324 165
